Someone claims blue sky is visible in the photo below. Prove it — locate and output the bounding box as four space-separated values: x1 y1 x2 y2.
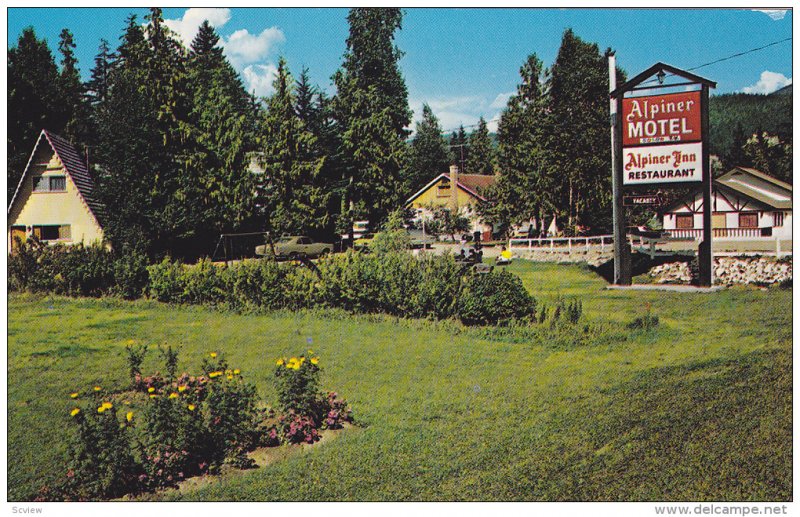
8 7 793 133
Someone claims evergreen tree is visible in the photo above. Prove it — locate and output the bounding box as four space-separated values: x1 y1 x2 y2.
545 29 615 233
94 10 194 257
465 116 496 174
86 39 115 109
742 132 792 184
332 8 411 225
7 27 64 202
259 58 328 237
184 20 258 239
449 125 468 173
57 28 93 145
408 104 452 193
481 54 551 235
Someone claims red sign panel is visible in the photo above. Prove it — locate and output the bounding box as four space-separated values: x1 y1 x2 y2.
622 91 701 146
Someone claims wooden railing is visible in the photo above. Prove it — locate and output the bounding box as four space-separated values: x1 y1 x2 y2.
665 227 773 240
509 235 614 253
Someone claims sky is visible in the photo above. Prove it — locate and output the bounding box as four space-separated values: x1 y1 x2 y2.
7 7 793 134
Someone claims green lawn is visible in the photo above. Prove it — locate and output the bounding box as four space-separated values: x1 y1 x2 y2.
7 261 792 501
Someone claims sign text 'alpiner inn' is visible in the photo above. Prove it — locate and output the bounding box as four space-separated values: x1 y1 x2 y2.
622 90 702 185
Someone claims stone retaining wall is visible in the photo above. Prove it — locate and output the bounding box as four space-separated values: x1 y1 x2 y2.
649 256 792 286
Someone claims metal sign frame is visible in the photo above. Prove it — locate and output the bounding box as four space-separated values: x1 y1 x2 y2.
610 62 716 286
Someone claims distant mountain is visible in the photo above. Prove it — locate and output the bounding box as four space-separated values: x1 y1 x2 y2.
771 84 792 96
708 92 792 159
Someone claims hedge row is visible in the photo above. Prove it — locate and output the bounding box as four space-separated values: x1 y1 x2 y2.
9 240 537 326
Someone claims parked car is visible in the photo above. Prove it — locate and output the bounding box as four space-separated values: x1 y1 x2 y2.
255 236 333 259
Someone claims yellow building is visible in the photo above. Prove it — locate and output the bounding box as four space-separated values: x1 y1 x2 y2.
406 165 496 240
8 130 105 252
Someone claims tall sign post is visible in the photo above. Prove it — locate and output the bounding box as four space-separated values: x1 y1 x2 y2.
610 63 716 287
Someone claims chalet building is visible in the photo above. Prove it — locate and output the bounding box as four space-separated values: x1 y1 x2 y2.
662 167 792 240
405 165 496 240
8 130 105 252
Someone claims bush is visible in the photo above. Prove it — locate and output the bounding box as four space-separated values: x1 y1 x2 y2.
112 250 150 299
457 269 536 326
63 391 139 500
273 352 321 418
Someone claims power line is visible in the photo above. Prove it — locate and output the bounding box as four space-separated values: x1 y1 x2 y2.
638 36 792 87
433 36 791 134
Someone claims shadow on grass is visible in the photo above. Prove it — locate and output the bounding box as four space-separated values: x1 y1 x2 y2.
569 346 792 501
590 252 695 284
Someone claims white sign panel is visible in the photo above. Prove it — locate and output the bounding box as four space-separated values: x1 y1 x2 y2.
622 142 702 185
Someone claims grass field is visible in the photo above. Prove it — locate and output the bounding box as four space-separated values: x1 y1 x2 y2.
7 261 792 501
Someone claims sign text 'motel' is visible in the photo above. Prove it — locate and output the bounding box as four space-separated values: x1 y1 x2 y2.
622 90 702 186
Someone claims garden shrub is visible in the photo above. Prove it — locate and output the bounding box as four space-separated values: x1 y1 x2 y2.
413 253 462 319
457 269 537 326
147 258 185 303
225 259 291 311
274 353 322 418
112 249 150 299
64 390 139 500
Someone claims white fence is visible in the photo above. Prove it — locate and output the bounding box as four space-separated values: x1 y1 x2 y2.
509 234 791 258
509 235 614 253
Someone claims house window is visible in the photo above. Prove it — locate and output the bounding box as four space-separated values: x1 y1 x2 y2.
437 181 451 197
32 175 67 192
32 225 71 241
773 211 784 227
739 212 758 228
675 214 694 229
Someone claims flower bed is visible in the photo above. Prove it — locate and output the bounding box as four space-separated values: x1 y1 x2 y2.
40 348 352 501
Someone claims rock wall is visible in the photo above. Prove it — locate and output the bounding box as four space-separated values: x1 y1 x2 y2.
649 257 792 286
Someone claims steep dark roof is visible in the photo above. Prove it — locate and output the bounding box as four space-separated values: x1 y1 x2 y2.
8 129 105 225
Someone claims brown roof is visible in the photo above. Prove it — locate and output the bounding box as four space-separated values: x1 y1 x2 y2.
8 130 105 225
457 174 497 195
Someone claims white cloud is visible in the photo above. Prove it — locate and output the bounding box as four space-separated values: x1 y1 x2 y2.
222 27 285 69
242 64 279 97
409 95 504 136
752 9 788 21
742 71 792 95
163 8 232 46
490 91 514 110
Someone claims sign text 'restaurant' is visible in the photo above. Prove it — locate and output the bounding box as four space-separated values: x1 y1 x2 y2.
623 142 702 185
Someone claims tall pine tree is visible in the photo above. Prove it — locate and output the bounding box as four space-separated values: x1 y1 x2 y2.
7 27 64 202
332 8 411 226
259 58 328 238
449 125 468 173
465 117 496 175
408 103 452 193
483 54 551 235
184 20 259 240
545 29 615 233
57 29 93 146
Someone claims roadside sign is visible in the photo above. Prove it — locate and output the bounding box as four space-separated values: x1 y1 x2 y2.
622 91 701 146
622 90 703 186
623 194 664 206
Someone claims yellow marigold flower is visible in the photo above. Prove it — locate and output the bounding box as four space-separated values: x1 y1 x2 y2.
126 339 135 345
300 357 306 364
70 392 79 399
209 371 222 378
225 369 232 375
93 386 102 392
233 369 240 375
70 408 80 417
147 387 156 393
126 412 134 422
276 359 284 366
97 406 106 414
169 392 178 399
178 385 187 392
187 404 196 411
149 394 158 399
310 357 319 365
102 402 113 409
292 363 301 371
290 357 298 364
210 352 217 358
227 375 233 380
